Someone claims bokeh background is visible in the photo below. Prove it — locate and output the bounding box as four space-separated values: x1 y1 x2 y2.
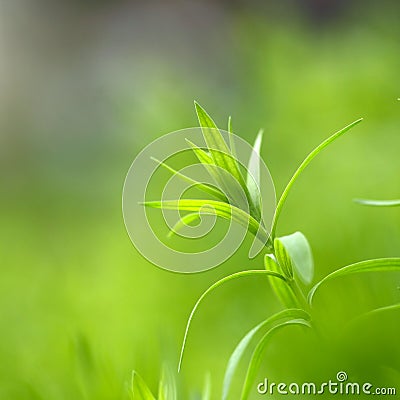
1 1 399 399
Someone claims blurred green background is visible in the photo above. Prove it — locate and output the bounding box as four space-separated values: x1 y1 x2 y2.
1 1 399 399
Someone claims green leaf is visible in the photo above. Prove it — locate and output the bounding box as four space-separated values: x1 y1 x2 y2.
308 258 400 305
227 116 237 164
264 254 299 308
348 303 400 329
158 365 177 400
271 118 363 237
240 319 311 400
273 238 294 279
178 269 287 372
185 139 213 165
354 198 400 207
151 157 227 202
167 212 202 238
202 373 211 400
246 130 263 219
277 232 314 284
222 309 310 400
194 102 254 212
142 199 269 245
131 371 156 400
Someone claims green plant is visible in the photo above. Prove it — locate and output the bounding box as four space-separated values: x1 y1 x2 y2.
131 367 210 400
136 103 400 399
354 198 400 207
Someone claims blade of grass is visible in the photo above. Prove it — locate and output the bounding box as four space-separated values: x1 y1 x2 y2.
246 130 263 220
240 320 311 400
151 157 227 202
308 258 400 305
353 198 400 207
167 212 202 238
132 371 156 400
194 102 244 185
178 269 287 372
143 199 269 244
185 139 213 165
194 102 255 212
222 309 310 400
202 373 211 400
158 365 177 400
186 138 241 206
271 118 363 237
228 116 237 160
348 303 400 329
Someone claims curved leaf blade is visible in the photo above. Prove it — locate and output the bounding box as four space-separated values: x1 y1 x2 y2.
194 102 256 213
202 373 211 400
167 212 202 238
151 157 227 202
222 309 310 400
142 199 269 245
246 130 263 219
240 319 311 400
277 232 314 284
271 118 363 237
348 303 400 330
132 371 156 400
308 258 400 305
158 365 177 400
354 198 400 207
178 269 287 372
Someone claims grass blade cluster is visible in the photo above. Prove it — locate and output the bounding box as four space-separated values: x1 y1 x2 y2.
222 309 310 400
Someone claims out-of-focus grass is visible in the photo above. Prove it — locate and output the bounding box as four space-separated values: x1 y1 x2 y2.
0 1 399 398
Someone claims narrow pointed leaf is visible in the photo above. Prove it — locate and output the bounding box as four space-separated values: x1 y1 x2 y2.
349 303 400 329
202 373 211 400
271 118 363 237
354 198 400 207
178 269 287 372
228 116 236 159
167 212 202 238
194 102 250 203
246 130 263 217
143 200 269 244
151 157 227 202
277 232 314 284
264 254 299 308
186 139 213 165
222 309 310 400
132 371 156 400
273 237 294 279
308 258 400 305
158 365 177 400
240 319 311 400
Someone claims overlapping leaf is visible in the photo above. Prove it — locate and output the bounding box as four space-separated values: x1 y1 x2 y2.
222 308 310 400
143 199 269 244
131 371 156 400
276 232 314 284
240 319 311 399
